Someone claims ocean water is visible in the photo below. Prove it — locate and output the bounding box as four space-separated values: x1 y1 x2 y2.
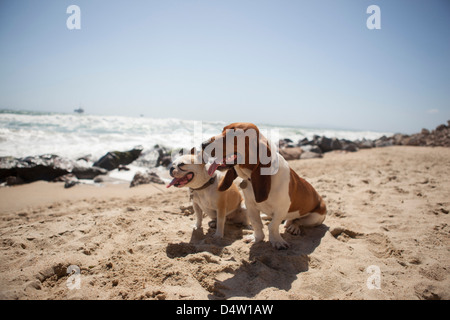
0 110 392 160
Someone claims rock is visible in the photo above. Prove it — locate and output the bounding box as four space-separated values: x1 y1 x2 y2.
402 134 423 146
278 139 295 148
299 145 323 154
93 175 121 184
53 173 76 182
54 174 80 188
93 146 143 171
72 165 107 179
133 150 159 168
300 151 323 159
387 121 450 147
332 138 343 150
158 155 172 167
5 176 24 186
64 179 79 189
0 154 72 183
339 139 359 152
342 142 359 152
279 147 303 160
392 133 408 145
278 139 287 148
180 203 194 215
318 137 342 153
298 138 311 146
356 139 374 149
153 145 172 167
133 145 172 168
421 128 430 135
374 136 394 148
0 154 109 184
376 140 393 147
130 171 165 187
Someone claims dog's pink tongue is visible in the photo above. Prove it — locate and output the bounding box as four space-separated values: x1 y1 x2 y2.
208 161 220 176
166 177 179 188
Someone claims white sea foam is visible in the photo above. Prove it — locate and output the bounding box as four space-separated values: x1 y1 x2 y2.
0 111 392 160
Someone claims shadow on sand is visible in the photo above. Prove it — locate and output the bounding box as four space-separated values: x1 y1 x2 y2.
165 222 328 299
208 224 329 299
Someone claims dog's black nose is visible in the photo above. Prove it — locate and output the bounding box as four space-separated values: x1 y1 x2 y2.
169 167 175 177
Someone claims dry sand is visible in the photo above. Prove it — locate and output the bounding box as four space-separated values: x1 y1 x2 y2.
0 146 449 300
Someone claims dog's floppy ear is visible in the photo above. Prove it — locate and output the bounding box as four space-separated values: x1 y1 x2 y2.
250 130 272 202
250 164 271 203
218 167 238 191
189 147 206 164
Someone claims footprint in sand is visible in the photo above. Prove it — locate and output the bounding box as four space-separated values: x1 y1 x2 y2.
330 227 364 242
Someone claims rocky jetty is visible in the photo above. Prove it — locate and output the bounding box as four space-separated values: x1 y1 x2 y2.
129 171 165 188
0 154 107 186
0 145 170 187
93 146 143 170
278 121 450 160
2 121 448 185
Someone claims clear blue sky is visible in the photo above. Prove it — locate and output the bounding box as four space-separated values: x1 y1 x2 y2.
0 0 449 133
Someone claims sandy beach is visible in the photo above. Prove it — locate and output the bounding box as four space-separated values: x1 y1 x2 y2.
0 146 449 300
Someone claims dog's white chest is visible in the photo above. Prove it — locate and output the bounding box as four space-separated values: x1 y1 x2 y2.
194 192 213 209
237 179 273 214
192 187 218 214
236 159 291 216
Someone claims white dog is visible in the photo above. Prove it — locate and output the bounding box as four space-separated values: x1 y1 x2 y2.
167 154 248 238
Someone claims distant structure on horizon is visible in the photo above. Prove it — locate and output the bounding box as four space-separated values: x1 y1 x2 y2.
74 107 84 114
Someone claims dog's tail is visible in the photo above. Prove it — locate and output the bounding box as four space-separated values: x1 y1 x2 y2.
313 195 327 216
287 195 327 229
295 196 327 228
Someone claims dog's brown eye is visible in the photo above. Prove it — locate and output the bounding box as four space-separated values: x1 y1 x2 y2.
178 163 185 168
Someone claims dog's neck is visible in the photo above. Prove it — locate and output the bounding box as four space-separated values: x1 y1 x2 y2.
235 165 253 181
190 175 216 191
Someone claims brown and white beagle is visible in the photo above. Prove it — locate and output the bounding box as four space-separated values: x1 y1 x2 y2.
202 122 326 249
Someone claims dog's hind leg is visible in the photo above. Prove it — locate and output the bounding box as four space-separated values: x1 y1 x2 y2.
285 211 326 235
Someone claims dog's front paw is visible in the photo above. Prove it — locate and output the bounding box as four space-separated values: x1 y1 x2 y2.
193 222 202 230
213 231 224 239
271 239 290 250
243 235 255 243
244 232 264 244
